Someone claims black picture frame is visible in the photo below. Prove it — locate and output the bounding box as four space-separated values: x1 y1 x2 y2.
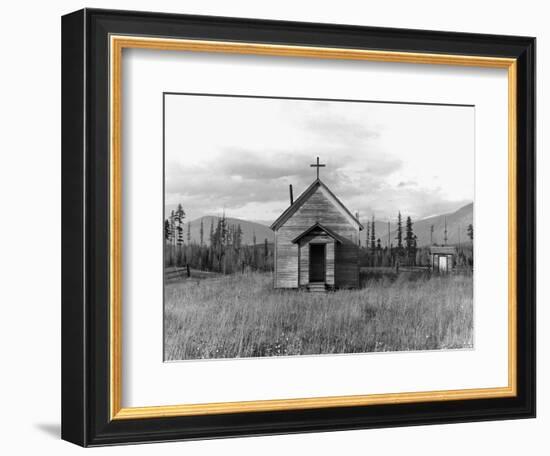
62 8 535 447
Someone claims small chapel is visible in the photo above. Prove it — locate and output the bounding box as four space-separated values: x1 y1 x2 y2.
270 158 364 291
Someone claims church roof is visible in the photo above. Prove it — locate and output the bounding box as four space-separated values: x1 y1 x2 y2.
270 179 364 231
290 222 346 244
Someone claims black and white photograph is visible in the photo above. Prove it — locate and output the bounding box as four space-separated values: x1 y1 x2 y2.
163 94 475 361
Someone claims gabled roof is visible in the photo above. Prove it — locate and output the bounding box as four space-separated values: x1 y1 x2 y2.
291 222 346 244
430 246 457 255
270 179 364 231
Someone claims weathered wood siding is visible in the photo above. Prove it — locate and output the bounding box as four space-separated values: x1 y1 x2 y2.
274 229 299 288
335 242 359 288
274 185 360 288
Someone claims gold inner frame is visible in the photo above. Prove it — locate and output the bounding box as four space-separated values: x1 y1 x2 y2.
109 35 517 420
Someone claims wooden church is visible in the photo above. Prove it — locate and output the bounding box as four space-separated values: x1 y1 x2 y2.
270 158 364 291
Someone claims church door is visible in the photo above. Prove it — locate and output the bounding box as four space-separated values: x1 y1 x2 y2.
309 244 326 282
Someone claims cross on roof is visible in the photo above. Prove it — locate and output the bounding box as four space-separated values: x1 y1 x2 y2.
310 156 326 179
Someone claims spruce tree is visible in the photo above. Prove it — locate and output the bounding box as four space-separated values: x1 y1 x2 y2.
405 216 415 263
236 225 243 249
396 211 403 252
252 230 257 270
164 219 171 241
164 218 172 266
175 205 185 265
169 210 176 266
370 215 376 251
209 219 214 245
467 224 474 241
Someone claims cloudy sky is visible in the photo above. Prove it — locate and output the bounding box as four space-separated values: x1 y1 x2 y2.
165 94 474 224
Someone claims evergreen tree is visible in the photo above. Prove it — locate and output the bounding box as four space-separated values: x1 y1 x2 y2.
211 214 228 272
220 214 228 246
236 225 243 250
175 205 185 244
164 219 171 241
365 220 370 251
467 223 474 241
174 205 185 265
232 224 243 270
169 210 176 266
252 230 257 269
396 211 403 251
200 219 204 246
375 237 382 266
209 219 214 244
169 210 176 245
220 213 229 272
405 216 417 264
370 215 376 251
164 218 173 266
207 219 214 269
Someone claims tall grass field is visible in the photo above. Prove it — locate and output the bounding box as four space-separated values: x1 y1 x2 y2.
164 271 473 361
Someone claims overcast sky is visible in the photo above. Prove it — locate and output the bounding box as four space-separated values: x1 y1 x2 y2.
165 94 474 224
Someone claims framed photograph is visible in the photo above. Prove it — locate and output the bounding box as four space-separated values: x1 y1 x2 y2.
61 8 535 446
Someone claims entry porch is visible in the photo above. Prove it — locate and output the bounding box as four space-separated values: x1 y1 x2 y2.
292 223 344 291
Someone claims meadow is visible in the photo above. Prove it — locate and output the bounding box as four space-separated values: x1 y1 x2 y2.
164 270 473 361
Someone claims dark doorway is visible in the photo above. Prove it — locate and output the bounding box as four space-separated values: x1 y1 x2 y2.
309 244 326 282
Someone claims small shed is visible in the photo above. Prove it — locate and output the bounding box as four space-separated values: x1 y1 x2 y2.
430 246 457 273
270 176 363 291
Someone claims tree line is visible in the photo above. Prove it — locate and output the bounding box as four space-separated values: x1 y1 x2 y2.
165 205 474 273
164 204 274 274
359 212 474 268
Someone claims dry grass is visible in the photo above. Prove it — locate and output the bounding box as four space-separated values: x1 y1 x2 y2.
164 272 473 361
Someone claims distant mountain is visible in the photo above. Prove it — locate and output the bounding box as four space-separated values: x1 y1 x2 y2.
185 204 473 248
375 203 473 248
186 216 274 246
